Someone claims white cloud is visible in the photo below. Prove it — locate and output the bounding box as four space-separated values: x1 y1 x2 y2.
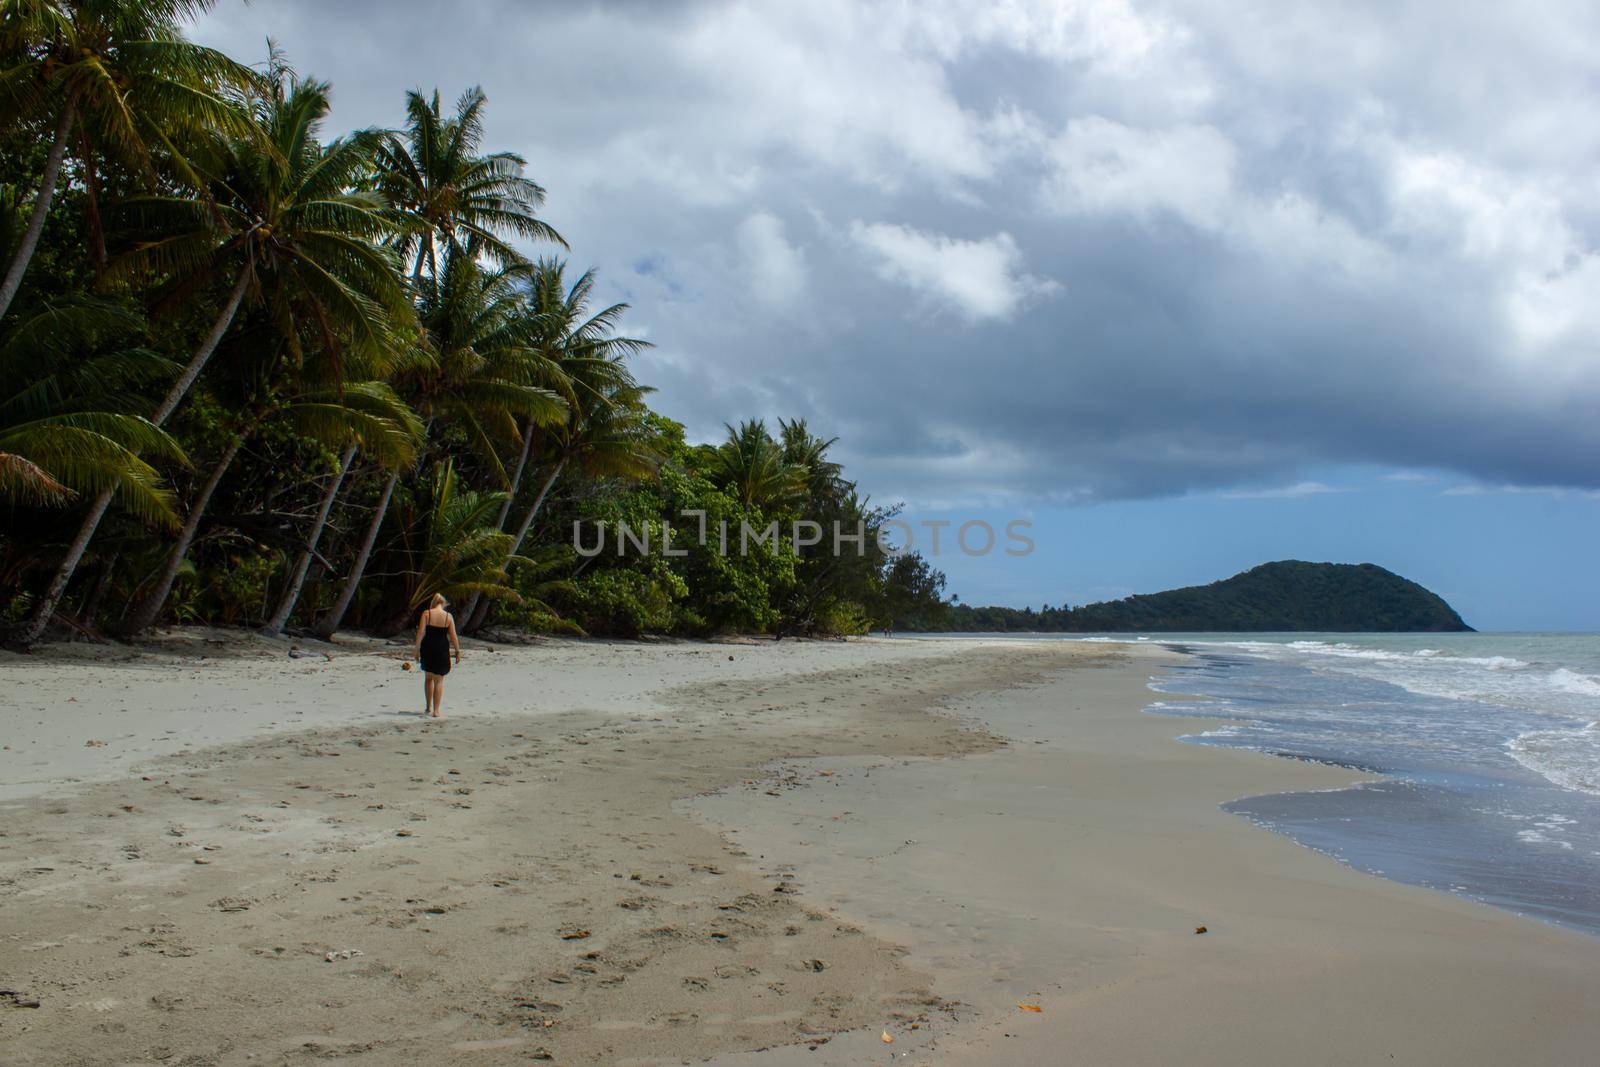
1441 484 1600 500
849 222 1059 321
735 212 808 310
1217 482 1346 500
1042 117 1237 230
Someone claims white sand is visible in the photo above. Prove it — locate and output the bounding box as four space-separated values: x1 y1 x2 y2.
0 630 971 801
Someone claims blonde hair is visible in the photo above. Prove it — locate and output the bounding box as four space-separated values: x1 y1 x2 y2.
429 593 447 609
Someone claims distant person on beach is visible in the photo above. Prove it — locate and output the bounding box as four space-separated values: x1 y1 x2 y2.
413 594 461 718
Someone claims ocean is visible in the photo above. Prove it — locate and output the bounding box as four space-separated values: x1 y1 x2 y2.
1139 633 1600 935
905 631 1600 935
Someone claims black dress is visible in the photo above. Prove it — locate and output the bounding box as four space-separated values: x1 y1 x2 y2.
419 617 452 676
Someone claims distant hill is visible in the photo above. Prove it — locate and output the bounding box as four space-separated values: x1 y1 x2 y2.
930 561 1473 633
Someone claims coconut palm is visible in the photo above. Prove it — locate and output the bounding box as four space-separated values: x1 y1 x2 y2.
259 376 420 635
398 457 518 615
779 418 844 505
19 59 413 645
374 85 564 283
708 419 807 511
489 259 649 526
312 250 566 638
464 364 655 633
0 297 184 522
0 0 251 318
459 259 650 630
122 369 420 636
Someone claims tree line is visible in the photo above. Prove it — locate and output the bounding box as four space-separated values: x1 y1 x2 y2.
0 0 951 645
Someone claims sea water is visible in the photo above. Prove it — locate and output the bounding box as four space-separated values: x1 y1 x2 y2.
1137 633 1600 934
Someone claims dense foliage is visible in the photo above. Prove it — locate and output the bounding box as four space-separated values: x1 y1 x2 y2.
0 2 949 643
921 562 1472 633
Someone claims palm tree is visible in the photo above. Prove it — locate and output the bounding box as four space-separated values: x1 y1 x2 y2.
121 370 419 636
313 251 566 638
374 85 564 282
0 0 250 318
459 259 650 630
465 363 655 633
399 457 518 615
489 260 648 525
259 377 420 635
19 58 413 645
779 418 844 505
708 419 807 510
0 297 184 522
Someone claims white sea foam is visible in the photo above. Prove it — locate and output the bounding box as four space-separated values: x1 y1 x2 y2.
1508 722 1600 797
1549 668 1600 698
1516 828 1576 850
1189 638 1600 718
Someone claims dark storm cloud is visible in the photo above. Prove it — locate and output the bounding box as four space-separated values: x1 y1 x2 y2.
193 0 1600 505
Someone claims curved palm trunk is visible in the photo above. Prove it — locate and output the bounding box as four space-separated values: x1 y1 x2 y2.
261 442 358 637
18 262 254 647
461 418 537 627
152 265 253 425
508 456 568 558
0 102 75 322
316 415 432 639
314 466 399 639
121 434 249 636
466 455 566 633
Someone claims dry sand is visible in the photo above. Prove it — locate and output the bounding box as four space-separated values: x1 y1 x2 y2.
1 633 1596 1065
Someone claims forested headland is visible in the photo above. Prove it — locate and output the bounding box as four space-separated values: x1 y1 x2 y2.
921 562 1473 634
0 0 949 644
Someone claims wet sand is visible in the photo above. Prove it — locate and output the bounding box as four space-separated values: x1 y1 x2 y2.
697 652 1600 1066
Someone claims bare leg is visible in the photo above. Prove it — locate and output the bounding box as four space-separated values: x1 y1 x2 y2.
422 672 434 716
432 676 444 718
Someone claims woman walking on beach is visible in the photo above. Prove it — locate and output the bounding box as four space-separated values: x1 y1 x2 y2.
413 594 461 718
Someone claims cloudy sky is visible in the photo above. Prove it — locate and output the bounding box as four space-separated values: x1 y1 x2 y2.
193 0 1600 629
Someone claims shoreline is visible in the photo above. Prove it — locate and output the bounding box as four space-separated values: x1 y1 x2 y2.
692 647 1600 1065
1 634 1596 1064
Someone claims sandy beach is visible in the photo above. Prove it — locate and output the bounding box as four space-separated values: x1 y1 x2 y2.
1 634 1597 1065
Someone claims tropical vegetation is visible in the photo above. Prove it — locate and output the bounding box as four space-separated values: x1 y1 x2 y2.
0 2 948 644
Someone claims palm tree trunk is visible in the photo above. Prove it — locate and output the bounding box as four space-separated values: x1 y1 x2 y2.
261 441 358 636
495 419 538 530
466 455 566 632
410 235 432 285
461 419 537 625
508 455 567 558
17 260 254 646
121 434 248 636
316 415 432 639
0 101 76 321
152 264 252 424
314 466 399 639
16 489 113 645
